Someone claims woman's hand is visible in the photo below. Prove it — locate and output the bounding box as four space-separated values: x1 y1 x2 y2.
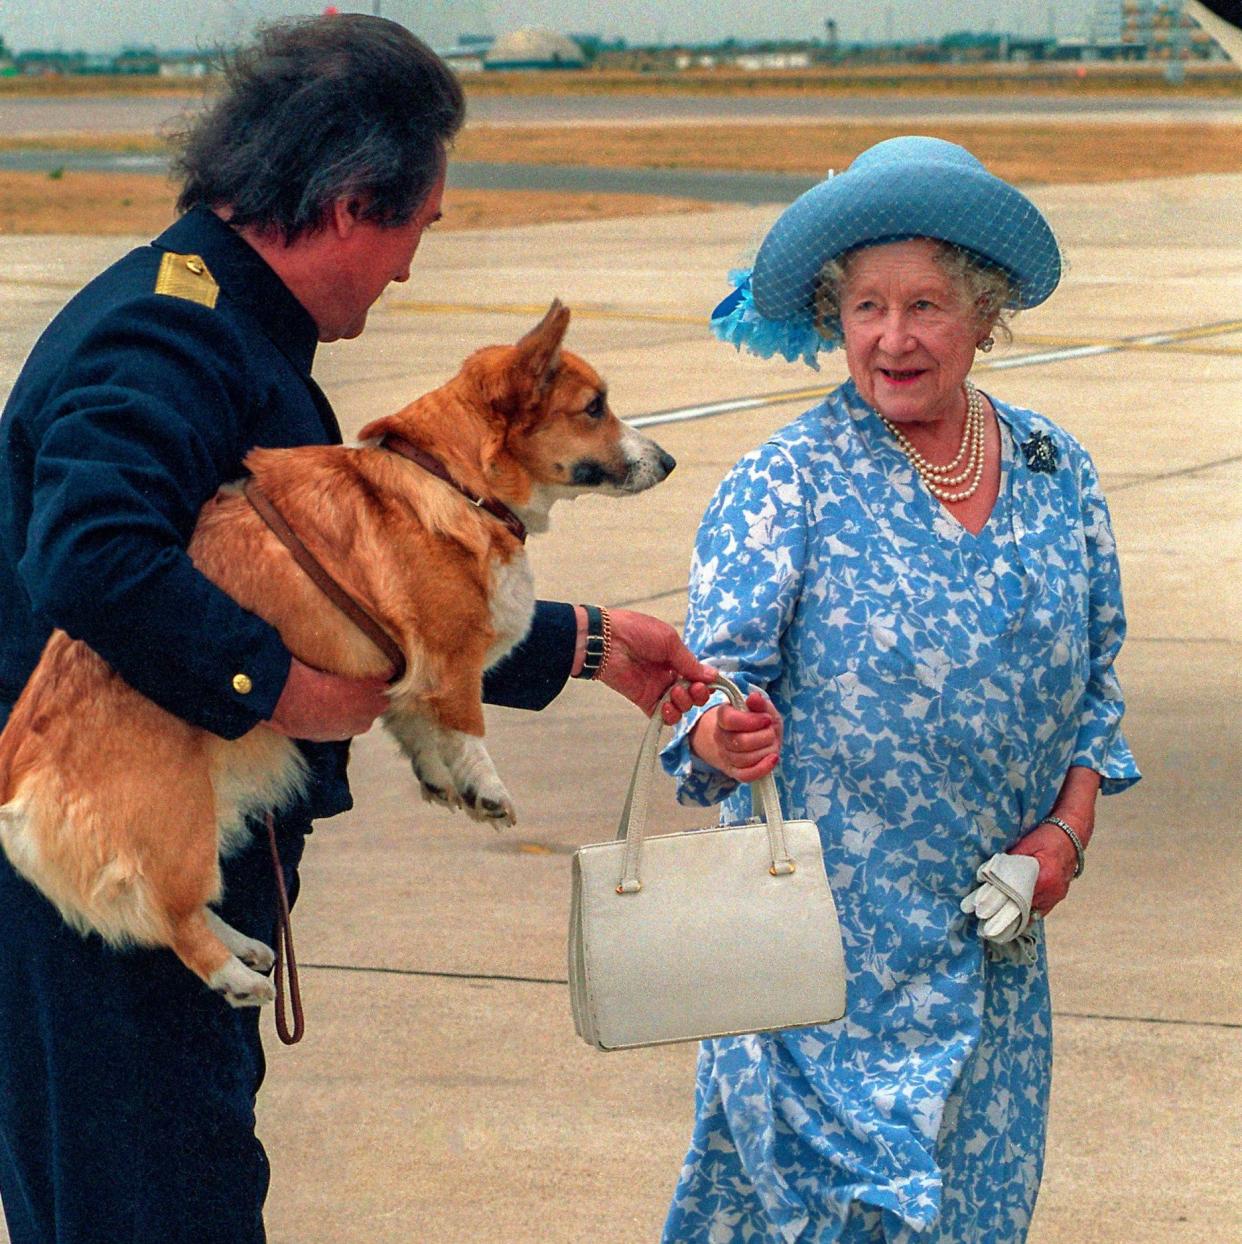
266 657 390 741
1009 766 1099 916
1007 822 1079 916
660 679 715 727
687 691 783 784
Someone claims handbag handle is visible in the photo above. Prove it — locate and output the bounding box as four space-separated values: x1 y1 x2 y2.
613 673 795 894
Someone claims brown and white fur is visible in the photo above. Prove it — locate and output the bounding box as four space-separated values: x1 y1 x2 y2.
0 301 674 1007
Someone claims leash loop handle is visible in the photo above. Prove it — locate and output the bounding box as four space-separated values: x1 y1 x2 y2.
266 813 305 1046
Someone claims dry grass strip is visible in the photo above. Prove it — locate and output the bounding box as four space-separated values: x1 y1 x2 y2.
455 120 1242 184
438 187 710 230
461 65 1242 98
0 170 711 236
3 118 1240 235
4 119 1242 187
0 170 172 235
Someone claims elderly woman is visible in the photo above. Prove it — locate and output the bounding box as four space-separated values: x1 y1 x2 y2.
657 137 1140 1243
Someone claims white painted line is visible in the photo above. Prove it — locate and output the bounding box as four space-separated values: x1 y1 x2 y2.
630 321 1242 429
631 394 793 428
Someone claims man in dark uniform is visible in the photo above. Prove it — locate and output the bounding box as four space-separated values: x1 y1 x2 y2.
0 16 714 1243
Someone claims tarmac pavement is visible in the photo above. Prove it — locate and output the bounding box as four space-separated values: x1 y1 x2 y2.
0 170 1239 1242
5 90 1242 138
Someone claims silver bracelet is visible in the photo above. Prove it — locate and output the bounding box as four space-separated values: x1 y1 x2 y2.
1038 815 1085 878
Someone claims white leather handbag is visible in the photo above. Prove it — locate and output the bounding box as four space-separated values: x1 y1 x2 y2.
568 674 847 1051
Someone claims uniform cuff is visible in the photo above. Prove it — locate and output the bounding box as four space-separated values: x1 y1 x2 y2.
205 626 291 739
482 600 576 710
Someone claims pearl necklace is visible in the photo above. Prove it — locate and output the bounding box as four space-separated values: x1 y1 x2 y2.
881 380 986 502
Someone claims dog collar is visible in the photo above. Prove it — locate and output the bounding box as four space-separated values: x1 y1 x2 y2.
380 434 527 545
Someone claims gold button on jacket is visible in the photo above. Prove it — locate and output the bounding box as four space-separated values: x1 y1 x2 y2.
231 673 253 695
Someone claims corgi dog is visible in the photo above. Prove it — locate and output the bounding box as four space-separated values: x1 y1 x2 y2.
0 301 674 1007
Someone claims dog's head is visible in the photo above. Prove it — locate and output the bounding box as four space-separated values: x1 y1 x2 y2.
482 300 675 499
360 301 675 530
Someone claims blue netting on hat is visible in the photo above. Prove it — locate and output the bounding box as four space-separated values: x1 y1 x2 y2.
711 137 1064 367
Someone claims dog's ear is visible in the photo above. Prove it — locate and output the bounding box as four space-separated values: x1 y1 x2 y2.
514 299 570 395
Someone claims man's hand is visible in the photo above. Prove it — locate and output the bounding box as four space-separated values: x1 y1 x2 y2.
265 657 390 741
687 692 783 784
594 608 716 718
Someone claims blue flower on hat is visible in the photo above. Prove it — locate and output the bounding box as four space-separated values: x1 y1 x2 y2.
709 271 837 370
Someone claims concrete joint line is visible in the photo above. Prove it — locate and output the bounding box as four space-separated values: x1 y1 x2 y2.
1057 1010 1242 1031
1109 450 1242 492
299 963 1242 1032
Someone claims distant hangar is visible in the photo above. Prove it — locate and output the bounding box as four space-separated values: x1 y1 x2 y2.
483 28 586 70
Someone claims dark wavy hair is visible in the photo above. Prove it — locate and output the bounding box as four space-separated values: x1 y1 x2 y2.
173 15 465 240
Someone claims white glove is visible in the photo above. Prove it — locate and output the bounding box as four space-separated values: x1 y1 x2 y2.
961 853 1040 947
984 926 1039 966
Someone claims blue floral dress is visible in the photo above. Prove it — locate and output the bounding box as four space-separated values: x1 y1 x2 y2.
660 380 1139 1244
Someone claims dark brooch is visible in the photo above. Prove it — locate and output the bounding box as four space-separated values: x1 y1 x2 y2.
1021 431 1059 474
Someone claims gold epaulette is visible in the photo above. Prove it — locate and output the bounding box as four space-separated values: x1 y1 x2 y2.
154 252 219 309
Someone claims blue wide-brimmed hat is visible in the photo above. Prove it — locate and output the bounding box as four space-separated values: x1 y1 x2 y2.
712 135 1062 368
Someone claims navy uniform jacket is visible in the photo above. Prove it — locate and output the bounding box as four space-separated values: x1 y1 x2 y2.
0 206 576 821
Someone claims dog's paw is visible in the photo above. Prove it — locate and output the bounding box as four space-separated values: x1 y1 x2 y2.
410 755 463 812
418 779 463 811
461 784 517 828
209 957 276 1008
235 937 275 974
206 911 275 973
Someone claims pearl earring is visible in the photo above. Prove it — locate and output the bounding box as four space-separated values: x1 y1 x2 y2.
978 336 995 353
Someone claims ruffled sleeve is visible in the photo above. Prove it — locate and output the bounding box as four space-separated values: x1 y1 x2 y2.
1069 450 1141 794
661 439 808 805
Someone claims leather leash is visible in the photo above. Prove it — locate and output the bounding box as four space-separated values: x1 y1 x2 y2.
241 436 525 1044
266 812 303 1045
380 433 527 544
243 476 410 1046
242 477 406 681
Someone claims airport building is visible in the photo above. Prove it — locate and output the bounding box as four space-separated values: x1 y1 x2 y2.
1089 0 1219 57
0 10 1229 76
482 28 586 71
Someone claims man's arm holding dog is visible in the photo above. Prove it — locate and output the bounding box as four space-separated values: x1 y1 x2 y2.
267 602 716 741
480 601 714 718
